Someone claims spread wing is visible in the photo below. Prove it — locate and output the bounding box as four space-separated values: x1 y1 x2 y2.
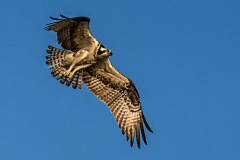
45 14 98 51
83 59 153 148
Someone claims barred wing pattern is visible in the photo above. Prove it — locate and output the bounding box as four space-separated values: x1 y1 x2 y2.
46 46 153 148
83 59 153 148
45 15 153 148
45 14 97 51
46 46 85 89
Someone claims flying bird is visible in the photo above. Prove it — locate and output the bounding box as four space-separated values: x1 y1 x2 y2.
45 14 153 148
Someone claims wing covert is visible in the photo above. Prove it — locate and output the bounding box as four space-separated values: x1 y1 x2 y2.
45 14 97 51
44 15 152 148
83 59 153 148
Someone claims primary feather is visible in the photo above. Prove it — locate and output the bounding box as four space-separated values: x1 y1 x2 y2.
45 15 153 148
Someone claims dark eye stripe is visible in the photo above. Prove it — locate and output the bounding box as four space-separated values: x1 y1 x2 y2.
97 48 106 55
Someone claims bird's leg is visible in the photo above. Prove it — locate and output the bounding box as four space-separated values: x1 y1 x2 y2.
68 63 93 78
64 50 89 77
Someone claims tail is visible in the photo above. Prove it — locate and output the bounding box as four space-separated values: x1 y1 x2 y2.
46 45 72 69
45 45 83 89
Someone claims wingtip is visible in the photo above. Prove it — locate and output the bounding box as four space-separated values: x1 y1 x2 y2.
126 134 129 141
49 16 55 20
60 14 69 19
136 126 141 148
130 139 134 147
137 142 141 149
43 26 50 31
49 16 64 21
140 122 147 145
142 112 153 133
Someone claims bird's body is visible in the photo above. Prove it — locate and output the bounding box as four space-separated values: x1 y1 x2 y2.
45 14 152 148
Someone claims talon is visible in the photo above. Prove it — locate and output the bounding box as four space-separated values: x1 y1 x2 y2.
68 72 74 78
63 70 71 77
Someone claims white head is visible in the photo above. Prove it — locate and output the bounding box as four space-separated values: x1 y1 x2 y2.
95 43 112 60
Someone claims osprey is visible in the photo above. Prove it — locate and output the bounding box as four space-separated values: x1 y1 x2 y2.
45 14 153 148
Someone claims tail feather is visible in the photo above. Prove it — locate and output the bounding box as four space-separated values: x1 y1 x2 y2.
46 45 71 69
72 70 83 89
47 45 70 56
56 70 83 89
46 45 83 89
51 67 64 77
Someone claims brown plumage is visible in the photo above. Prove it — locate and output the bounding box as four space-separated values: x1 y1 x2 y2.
83 59 153 148
45 15 153 148
45 14 96 51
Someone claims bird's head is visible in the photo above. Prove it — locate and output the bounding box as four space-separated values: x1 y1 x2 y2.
95 43 112 60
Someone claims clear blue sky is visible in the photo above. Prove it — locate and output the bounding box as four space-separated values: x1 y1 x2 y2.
0 0 240 159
